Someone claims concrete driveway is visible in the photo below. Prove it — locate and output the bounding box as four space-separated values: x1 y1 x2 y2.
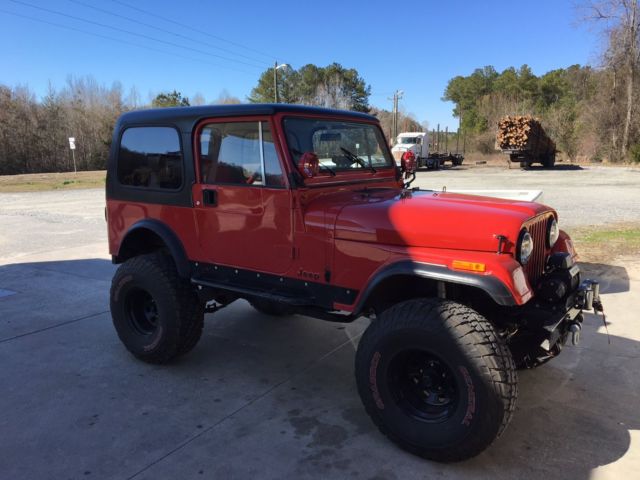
1 166 639 480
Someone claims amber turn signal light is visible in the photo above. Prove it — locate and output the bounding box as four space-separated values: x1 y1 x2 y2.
452 260 486 273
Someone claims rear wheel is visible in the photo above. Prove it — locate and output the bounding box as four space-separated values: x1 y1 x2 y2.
110 253 204 363
543 153 556 168
355 298 517 462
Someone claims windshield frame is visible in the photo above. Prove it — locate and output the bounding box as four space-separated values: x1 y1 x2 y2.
282 116 396 180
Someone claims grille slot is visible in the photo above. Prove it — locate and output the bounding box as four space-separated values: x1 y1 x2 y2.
523 215 550 286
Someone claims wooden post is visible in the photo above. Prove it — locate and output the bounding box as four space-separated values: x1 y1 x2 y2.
445 126 449 153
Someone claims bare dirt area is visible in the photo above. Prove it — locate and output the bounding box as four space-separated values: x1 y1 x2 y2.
0 164 638 480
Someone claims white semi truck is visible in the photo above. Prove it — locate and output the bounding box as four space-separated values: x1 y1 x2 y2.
391 131 463 169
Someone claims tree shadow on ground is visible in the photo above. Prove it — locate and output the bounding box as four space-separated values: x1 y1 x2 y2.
524 164 585 171
580 261 630 294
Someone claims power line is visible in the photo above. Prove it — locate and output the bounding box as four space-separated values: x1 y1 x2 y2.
110 0 278 62
67 0 271 67
8 0 266 70
0 8 259 76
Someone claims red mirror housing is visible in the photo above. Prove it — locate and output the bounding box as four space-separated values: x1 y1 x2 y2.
297 152 320 178
401 150 416 173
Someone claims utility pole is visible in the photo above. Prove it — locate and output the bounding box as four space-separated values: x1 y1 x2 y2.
273 62 290 104
388 89 404 144
274 61 279 103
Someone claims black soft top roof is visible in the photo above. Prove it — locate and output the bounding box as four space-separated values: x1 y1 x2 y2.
117 104 378 132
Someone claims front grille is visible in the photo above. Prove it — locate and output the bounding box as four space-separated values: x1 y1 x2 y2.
523 215 551 286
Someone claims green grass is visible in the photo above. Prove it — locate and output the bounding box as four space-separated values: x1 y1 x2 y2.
571 225 640 261
579 228 640 244
0 171 106 192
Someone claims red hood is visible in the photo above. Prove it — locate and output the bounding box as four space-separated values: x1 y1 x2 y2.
304 189 552 252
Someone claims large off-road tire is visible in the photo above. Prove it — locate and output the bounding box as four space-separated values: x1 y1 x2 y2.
110 253 204 364
355 298 517 462
249 299 294 317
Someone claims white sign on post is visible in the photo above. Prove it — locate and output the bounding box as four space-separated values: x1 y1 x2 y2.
68 137 77 173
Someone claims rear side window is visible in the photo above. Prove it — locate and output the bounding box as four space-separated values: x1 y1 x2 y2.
118 127 183 189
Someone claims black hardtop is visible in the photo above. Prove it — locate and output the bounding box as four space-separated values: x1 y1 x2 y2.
117 104 378 132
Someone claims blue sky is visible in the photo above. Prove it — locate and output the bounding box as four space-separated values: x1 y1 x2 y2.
0 0 602 130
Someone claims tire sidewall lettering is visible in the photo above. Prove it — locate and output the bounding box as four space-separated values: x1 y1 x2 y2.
458 365 476 427
113 274 132 303
369 351 385 410
144 325 164 352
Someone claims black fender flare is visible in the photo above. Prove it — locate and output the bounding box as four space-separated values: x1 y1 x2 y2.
352 260 516 315
116 219 191 278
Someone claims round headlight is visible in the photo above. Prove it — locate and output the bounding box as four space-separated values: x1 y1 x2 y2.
547 218 559 248
517 230 534 265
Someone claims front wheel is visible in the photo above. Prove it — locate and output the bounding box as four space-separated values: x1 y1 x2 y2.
355 298 517 462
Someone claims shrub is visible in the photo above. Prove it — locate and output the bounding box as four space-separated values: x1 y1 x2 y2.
629 144 640 164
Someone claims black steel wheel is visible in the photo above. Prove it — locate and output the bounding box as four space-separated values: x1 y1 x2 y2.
388 350 458 423
124 288 159 335
110 253 204 363
355 298 517 462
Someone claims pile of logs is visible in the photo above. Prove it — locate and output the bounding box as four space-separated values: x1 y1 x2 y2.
496 115 555 154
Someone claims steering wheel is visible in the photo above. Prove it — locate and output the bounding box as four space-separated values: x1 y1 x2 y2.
246 171 260 185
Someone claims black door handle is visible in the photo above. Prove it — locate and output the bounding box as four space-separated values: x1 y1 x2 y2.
203 189 217 206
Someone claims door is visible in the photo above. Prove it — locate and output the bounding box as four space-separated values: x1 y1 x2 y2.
193 119 293 274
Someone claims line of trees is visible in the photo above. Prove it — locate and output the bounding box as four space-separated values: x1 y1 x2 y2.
0 64 417 175
444 1 639 163
248 62 371 112
0 77 130 175
0 79 244 175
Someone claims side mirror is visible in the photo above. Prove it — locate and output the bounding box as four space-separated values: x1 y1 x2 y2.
297 152 319 178
401 150 416 174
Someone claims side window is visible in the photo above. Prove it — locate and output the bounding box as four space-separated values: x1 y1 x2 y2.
118 127 182 189
262 123 285 187
201 122 262 185
200 121 285 187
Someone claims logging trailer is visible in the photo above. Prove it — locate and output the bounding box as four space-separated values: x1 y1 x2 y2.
496 116 557 169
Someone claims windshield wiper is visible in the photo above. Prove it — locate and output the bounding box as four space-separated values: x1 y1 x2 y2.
340 147 377 173
291 147 335 176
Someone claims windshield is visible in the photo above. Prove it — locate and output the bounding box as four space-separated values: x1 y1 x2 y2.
399 137 419 144
283 118 394 173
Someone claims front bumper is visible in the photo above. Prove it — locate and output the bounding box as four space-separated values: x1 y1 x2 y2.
508 257 603 367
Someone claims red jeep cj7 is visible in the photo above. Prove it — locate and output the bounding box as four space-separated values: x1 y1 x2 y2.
106 104 602 462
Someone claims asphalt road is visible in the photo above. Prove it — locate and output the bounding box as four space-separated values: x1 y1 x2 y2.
1 165 639 480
